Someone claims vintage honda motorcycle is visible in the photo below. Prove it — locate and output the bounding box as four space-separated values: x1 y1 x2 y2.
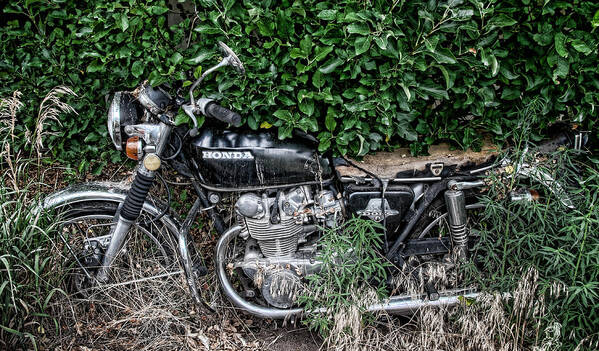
41 42 583 319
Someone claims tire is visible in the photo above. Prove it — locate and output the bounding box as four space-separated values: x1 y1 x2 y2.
53 200 179 296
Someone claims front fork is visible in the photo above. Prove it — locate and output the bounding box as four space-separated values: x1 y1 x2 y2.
96 123 177 282
95 167 157 282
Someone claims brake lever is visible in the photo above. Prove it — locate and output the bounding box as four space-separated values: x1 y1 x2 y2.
182 104 199 137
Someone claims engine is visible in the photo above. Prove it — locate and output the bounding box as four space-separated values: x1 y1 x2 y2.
233 186 342 307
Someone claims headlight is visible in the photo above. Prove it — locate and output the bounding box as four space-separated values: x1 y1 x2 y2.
107 92 140 150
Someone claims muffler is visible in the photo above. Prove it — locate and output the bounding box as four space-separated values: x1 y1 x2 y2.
215 226 478 319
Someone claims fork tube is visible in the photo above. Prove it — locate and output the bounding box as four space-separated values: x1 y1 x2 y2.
96 123 172 282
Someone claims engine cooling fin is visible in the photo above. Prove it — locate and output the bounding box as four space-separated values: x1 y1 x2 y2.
243 217 302 257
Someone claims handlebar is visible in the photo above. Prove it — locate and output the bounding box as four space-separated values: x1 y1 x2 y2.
182 99 241 136
204 102 242 127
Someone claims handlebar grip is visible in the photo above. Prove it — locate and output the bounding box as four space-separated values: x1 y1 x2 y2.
205 102 241 127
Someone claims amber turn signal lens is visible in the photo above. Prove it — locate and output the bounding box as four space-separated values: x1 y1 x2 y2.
125 136 143 160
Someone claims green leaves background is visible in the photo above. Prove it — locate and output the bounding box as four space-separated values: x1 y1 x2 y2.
0 0 597 167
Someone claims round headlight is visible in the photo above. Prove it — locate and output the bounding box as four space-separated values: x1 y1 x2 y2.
107 92 140 150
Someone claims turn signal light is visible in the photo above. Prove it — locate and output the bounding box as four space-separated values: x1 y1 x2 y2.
125 136 144 160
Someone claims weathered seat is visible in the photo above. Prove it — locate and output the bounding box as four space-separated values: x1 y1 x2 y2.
335 141 501 178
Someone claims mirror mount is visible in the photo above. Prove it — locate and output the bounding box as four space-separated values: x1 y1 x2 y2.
189 41 245 107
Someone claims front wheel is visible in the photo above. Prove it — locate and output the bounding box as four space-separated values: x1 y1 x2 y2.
53 200 179 297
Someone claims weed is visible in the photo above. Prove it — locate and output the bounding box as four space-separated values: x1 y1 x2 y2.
299 217 389 349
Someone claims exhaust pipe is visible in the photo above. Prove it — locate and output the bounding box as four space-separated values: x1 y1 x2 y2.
215 226 478 319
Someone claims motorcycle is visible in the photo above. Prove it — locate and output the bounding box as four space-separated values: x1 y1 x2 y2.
40 42 584 319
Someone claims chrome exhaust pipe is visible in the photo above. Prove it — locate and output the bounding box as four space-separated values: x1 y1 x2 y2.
216 226 478 319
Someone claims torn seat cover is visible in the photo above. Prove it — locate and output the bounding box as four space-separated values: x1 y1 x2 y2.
336 141 501 178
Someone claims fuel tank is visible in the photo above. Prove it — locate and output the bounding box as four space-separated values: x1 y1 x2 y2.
187 128 332 188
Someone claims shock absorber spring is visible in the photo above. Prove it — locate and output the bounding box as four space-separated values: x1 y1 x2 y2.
444 189 469 259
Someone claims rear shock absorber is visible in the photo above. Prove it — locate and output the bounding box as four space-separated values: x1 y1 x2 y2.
444 188 469 260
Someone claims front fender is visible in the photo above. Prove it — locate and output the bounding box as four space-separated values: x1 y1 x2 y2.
39 181 181 235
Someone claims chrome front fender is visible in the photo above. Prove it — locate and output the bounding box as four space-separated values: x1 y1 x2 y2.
38 181 181 235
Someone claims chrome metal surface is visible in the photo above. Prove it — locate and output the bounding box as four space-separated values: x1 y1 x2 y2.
96 218 133 282
196 98 215 115
356 198 399 222
444 189 469 259
340 176 442 183
216 225 303 319
366 288 479 314
216 226 479 319
39 182 180 234
137 84 171 115
469 164 495 174
447 180 485 191
217 225 480 319
235 193 265 219
507 147 575 209
189 59 228 107
430 163 444 176
218 41 245 74
418 203 485 239
107 92 123 150
123 123 171 153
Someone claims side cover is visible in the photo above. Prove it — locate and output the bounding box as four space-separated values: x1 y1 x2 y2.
187 128 332 188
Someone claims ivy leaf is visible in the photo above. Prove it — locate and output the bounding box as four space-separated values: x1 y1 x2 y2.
131 61 144 78
425 48 457 64
354 36 372 56
374 35 388 50
312 71 324 89
487 14 517 28
435 64 452 90
481 48 499 76
185 50 214 65
170 52 184 66
148 6 169 15
417 83 449 100
194 24 221 34
174 110 190 126
313 46 333 63
592 9 599 28
501 87 520 100
554 32 568 58
299 98 315 117
553 57 569 81
319 58 344 74
347 23 370 35
399 83 412 101
86 60 103 73
325 107 337 132
119 13 129 32
571 39 592 55
273 109 293 122
317 9 337 21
